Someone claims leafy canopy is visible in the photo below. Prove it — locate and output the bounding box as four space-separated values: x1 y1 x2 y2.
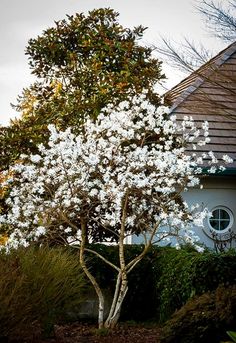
0 8 164 171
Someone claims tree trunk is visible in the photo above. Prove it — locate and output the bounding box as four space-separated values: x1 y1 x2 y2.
79 218 105 328
78 192 155 329
105 276 128 328
105 192 129 328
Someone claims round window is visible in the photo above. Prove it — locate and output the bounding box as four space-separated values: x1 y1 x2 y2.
209 207 234 232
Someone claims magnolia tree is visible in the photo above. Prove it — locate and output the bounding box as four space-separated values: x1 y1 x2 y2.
0 95 229 328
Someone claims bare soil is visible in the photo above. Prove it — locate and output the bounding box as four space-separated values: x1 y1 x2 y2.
40 322 161 343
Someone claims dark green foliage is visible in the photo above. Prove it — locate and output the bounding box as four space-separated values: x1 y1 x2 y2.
121 246 158 321
85 244 119 289
83 245 236 322
0 8 164 172
155 247 236 322
3 243 234 340
83 244 158 321
0 245 86 341
159 285 236 343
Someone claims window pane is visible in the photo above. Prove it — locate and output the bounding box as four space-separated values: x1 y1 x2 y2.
219 220 230 230
209 207 233 232
212 209 220 219
220 210 230 220
209 219 220 230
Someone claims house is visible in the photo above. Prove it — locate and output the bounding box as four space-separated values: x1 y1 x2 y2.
133 41 236 250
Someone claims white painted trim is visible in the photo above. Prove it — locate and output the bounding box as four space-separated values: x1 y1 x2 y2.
208 206 234 233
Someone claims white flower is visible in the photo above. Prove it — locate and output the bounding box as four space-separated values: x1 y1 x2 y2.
65 227 72 233
30 154 42 163
1 94 222 250
222 155 233 164
34 226 46 237
90 188 98 197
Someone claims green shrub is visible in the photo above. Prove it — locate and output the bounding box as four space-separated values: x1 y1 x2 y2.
0 245 86 341
159 284 236 343
83 245 236 323
84 244 158 321
154 247 236 321
121 246 158 321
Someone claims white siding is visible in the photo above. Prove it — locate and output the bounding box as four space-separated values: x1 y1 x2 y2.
131 176 236 249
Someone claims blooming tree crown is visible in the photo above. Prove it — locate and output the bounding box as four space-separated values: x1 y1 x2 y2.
0 95 229 250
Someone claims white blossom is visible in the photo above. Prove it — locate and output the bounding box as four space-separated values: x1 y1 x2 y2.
0 94 230 251
30 154 42 163
222 154 233 164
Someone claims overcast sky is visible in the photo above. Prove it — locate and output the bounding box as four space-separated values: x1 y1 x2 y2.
0 0 227 125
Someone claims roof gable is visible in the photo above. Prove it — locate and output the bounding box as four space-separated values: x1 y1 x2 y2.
167 41 236 110
166 41 236 170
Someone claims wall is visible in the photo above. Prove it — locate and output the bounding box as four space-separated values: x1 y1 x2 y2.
131 176 236 249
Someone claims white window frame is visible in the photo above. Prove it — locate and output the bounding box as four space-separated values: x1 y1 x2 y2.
208 206 234 233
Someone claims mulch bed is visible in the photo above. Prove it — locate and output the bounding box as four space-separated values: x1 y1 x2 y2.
40 322 161 343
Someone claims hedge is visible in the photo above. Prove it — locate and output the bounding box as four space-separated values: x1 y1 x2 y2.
84 244 236 322
154 246 236 321
2 243 235 341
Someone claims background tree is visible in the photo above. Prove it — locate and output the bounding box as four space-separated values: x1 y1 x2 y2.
0 8 164 171
0 95 224 329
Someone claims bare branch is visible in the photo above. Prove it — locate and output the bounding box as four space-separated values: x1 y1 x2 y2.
84 247 120 272
197 0 236 42
154 36 214 74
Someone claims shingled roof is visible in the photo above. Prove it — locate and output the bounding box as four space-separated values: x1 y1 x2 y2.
166 41 236 171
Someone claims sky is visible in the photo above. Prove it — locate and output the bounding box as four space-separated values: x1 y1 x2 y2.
0 0 228 126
